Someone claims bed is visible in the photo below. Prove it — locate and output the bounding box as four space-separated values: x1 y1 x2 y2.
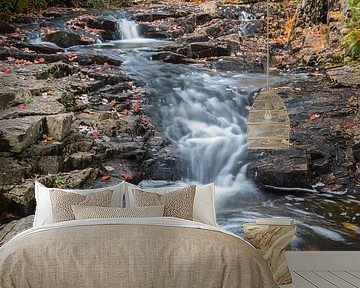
0 182 277 288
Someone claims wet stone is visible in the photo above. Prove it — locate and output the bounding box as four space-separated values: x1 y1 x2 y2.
0 116 45 153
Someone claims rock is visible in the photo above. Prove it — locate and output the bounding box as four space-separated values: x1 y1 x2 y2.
5 180 34 207
44 31 92 48
86 17 119 41
187 42 231 58
0 157 31 186
75 53 122 66
177 33 209 43
65 152 96 171
211 56 264 73
37 168 99 189
311 157 332 175
12 42 64 54
46 113 73 141
0 215 34 247
0 21 16 34
256 157 312 188
0 88 16 109
151 52 190 64
326 65 360 87
0 98 65 120
0 116 45 153
135 12 173 22
36 63 80 79
36 155 62 174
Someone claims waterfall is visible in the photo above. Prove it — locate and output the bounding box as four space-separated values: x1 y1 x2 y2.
117 19 140 39
238 11 257 37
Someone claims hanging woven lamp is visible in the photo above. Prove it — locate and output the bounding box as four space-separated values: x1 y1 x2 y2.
246 0 290 150
247 89 290 149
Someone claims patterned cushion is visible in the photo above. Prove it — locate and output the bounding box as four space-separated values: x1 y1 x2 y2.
50 189 113 223
132 186 196 220
72 205 164 219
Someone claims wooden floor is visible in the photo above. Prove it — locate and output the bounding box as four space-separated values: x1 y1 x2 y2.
280 252 360 288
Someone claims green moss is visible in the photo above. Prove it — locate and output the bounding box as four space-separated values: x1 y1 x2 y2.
342 0 360 60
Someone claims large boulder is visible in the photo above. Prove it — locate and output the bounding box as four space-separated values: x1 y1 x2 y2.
326 65 360 87
0 215 34 247
86 17 119 41
256 156 312 188
0 157 32 186
44 31 92 48
0 116 45 153
5 180 34 207
46 113 73 141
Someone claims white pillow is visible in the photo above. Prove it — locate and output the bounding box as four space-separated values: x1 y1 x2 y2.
125 182 217 227
33 181 125 227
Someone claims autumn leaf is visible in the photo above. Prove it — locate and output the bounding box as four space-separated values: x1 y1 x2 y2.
17 104 27 109
5 213 16 219
308 71 323 77
347 96 356 104
66 53 78 61
309 114 320 121
122 109 129 115
133 104 141 113
345 123 354 128
101 175 111 181
2 67 10 74
34 58 45 64
90 131 101 137
120 173 133 180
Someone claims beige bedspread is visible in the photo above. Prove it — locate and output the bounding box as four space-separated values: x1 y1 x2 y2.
0 218 276 288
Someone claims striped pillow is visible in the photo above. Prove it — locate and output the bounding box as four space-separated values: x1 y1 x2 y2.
72 205 164 219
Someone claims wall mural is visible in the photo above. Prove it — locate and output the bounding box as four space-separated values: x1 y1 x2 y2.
0 0 359 257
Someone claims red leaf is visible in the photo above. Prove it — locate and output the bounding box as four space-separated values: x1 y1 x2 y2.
5 213 16 219
309 114 320 121
345 123 354 128
66 53 78 61
17 104 27 109
122 109 129 115
2 67 10 74
90 131 101 137
307 72 323 77
120 173 132 180
133 104 141 113
101 175 111 181
34 58 45 64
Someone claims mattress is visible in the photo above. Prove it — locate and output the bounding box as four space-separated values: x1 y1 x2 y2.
0 217 276 288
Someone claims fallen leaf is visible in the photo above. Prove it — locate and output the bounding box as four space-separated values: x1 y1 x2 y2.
90 131 101 137
309 114 320 121
5 213 16 219
120 173 133 180
2 67 10 74
347 96 356 104
17 104 27 109
345 123 354 128
133 104 141 113
102 175 111 181
341 222 360 234
34 58 45 64
122 109 129 115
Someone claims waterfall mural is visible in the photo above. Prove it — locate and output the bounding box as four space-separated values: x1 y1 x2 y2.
0 2 358 253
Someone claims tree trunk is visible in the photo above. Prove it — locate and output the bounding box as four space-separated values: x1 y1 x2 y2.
293 0 329 28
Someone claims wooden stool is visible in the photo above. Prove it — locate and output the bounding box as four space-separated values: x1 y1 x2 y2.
243 222 296 285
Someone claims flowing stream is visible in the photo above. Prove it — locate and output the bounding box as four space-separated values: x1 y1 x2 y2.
23 13 360 251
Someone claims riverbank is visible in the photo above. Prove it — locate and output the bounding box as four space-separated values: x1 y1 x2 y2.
0 0 359 249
